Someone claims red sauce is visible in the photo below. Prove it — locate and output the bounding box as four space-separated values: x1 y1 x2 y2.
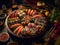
0 33 9 42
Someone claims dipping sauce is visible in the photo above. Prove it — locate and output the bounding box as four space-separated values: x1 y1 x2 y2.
0 32 9 42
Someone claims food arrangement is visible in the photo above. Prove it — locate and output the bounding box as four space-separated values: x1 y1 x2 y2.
0 1 60 45
6 6 48 38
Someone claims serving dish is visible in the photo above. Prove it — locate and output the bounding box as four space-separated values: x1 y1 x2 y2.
0 32 9 42
5 5 48 38
0 13 7 20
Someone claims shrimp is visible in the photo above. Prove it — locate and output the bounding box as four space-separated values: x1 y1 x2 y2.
17 25 23 36
13 26 21 34
10 23 21 29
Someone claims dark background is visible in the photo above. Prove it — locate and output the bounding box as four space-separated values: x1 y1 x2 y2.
0 0 55 8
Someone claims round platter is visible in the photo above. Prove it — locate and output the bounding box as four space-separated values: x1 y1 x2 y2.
5 6 48 38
